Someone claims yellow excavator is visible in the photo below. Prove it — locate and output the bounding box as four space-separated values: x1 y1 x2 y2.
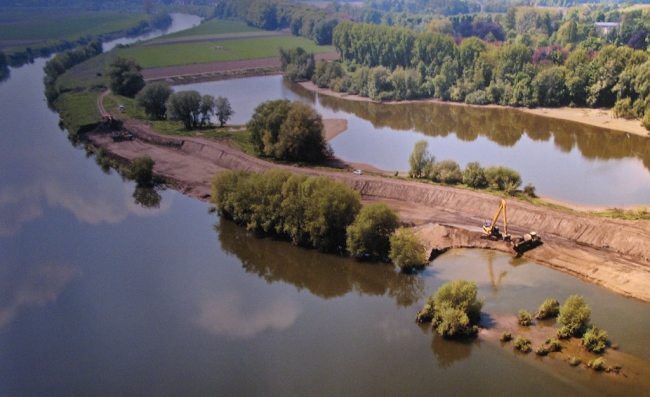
482 199 542 252
483 199 510 240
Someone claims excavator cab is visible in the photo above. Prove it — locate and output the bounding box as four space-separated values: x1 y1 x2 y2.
483 199 510 241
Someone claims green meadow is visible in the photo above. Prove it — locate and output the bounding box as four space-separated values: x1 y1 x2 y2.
160 19 262 39
118 36 335 68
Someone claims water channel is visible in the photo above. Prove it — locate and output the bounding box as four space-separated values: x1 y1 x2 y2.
1 19 650 397
182 76 650 207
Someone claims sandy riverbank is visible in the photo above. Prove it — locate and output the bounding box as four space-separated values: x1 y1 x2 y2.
299 81 650 138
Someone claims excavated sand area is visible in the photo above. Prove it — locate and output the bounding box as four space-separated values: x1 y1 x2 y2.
85 120 650 304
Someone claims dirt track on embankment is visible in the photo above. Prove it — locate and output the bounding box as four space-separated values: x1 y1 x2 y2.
85 118 650 304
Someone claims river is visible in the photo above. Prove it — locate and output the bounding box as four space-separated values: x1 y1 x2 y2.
1 17 650 397
181 76 650 207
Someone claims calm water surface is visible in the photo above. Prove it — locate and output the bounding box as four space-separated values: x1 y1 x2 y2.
1 36 650 396
185 75 650 207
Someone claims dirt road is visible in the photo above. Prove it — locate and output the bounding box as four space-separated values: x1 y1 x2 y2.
85 117 650 304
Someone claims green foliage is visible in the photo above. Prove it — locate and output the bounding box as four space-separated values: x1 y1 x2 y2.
280 46 316 82
416 280 483 338
485 166 522 191
211 170 361 253
500 331 512 342
247 100 328 163
557 326 573 340
535 345 549 356
128 156 155 186
431 159 462 184
569 356 582 367
536 298 560 319
547 339 562 352
346 202 399 260
135 82 173 119
518 309 533 326
408 139 434 178
558 295 591 336
514 336 531 352
389 228 428 270
582 326 608 354
214 96 234 127
588 357 606 371
107 57 144 98
462 162 487 188
166 90 211 130
523 183 537 198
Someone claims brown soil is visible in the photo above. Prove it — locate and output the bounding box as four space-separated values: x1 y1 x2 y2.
142 52 340 81
322 118 347 141
85 107 650 304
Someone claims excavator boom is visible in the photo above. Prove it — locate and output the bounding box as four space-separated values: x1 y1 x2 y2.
483 199 509 239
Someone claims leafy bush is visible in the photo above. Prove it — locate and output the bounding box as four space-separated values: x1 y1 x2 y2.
485 166 522 191
389 228 428 270
500 331 512 342
518 309 533 326
465 90 490 105
569 356 582 367
535 345 549 356
416 280 483 338
346 202 399 260
523 183 537 198
614 97 636 119
128 156 155 186
582 326 608 354
514 336 531 352
536 298 560 319
431 160 462 184
136 81 173 119
588 357 606 371
211 169 361 253
462 162 487 188
558 295 591 336
557 326 572 340
547 339 561 352
408 140 434 179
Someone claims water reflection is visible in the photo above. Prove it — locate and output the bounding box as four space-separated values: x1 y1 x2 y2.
0 262 78 328
215 219 425 306
133 186 163 209
431 331 479 369
301 86 650 170
0 66 9 84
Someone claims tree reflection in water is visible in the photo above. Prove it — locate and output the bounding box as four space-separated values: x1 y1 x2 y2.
289 82 650 172
214 219 425 307
133 186 163 209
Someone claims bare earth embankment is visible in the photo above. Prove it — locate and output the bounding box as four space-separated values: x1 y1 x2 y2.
85 113 650 304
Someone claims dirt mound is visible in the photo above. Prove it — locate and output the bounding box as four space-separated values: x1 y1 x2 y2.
84 119 650 303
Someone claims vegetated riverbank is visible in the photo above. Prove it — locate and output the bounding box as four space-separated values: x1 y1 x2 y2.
82 97 650 304
299 81 650 139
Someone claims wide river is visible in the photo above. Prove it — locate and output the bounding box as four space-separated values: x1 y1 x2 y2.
1 19 650 397
182 76 650 207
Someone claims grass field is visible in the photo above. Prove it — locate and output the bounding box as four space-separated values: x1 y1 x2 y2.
160 19 262 39
0 11 147 41
117 36 335 68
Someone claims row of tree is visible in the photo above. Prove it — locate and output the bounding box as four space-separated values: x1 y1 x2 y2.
297 19 650 128
211 169 428 268
408 140 528 195
43 40 104 103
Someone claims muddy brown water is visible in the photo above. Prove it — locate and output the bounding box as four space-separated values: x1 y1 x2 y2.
1 33 650 396
186 75 650 207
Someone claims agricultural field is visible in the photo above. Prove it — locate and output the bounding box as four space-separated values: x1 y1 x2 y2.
0 11 147 42
117 36 335 68
161 19 262 39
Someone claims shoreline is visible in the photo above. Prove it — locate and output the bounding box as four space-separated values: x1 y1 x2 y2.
298 81 650 139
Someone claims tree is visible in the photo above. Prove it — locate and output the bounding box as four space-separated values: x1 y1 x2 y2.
166 91 216 130
128 156 155 186
214 96 234 127
389 228 428 271
408 139 434 178
415 280 483 338
431 159 462 184
485 166 521 190
346 202 399 260
135 82 173 119
462 161 487 188
167 90 201 129
558 295 591 337
582 326 608 353
107 57 145 98
535 298 560 319
247 100 329 163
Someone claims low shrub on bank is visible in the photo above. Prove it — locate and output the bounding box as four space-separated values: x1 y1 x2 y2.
500 331 512 342
536 298 560 319
582 326 608 354
416 280 483 338
389 228 428 270
518 309 533 326
514 336 531 352
558 295 591 337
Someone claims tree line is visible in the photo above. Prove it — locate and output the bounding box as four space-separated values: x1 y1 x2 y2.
43 40 103 103
211 169 428 269
283 16 649 129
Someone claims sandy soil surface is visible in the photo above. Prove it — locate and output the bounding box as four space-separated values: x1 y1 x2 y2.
142 52 340 81
85 105 650 303
322 118 347 141
299 82 650 138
